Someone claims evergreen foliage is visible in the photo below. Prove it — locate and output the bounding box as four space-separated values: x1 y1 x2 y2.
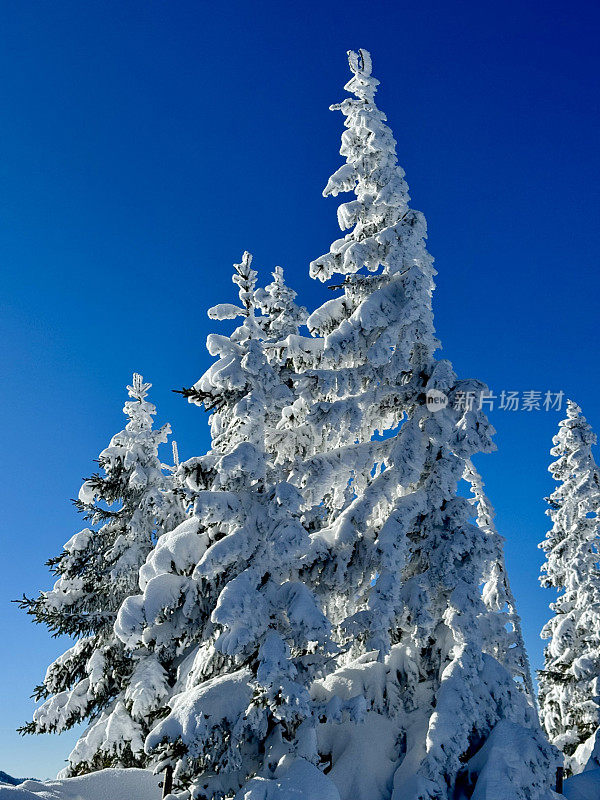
115 255 328 799
19 375 184 775
539 400 600 772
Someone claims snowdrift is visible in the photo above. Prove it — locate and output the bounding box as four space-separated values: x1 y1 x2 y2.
0 769 161 800
563 767 600 800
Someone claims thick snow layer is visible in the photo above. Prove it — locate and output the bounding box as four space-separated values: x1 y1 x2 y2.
563 767 600 800
0 769 161 800
571 729 600 775
146 668 253 753
461 719 557 800
319 714 400 800
236 758 340 800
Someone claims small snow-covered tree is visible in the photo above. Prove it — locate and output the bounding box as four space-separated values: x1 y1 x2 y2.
19 374 184 775
273 49 556 800
116 254 332 800
464 459 535 703
539 400 600 772
255 265 308 341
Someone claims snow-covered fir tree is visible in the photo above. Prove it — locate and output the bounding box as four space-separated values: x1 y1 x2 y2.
19 374 185 776
116 254 332 799
271 49 556 800
255 265 308 341
464 460 535 704
539 400 600 773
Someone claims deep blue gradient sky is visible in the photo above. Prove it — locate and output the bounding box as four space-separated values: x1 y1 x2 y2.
1 0 599 779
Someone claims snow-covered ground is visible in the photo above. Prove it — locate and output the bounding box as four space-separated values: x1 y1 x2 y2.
0 769 161 800
563 768 600 800
2 765 599 800
0 767 339 800
0 777 25 789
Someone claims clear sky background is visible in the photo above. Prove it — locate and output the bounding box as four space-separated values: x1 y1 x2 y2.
1 0 599 780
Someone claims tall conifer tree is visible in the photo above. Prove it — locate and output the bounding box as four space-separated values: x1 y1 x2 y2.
539 400 600 773
464 460 535 703
20 375 184 775
273 49 556 800
116 255 331 800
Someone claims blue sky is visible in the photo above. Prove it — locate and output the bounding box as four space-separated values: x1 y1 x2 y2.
1 0 599 779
